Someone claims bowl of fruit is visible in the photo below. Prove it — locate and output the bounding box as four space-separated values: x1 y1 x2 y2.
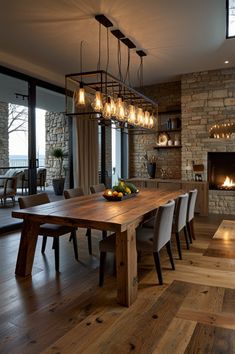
103 181 139 201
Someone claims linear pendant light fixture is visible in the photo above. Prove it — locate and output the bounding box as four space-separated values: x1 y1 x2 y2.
65 14 158 130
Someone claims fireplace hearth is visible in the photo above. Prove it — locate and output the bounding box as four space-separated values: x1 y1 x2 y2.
208 152 235 191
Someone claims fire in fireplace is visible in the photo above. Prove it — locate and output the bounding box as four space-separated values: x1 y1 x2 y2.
208 152 235 191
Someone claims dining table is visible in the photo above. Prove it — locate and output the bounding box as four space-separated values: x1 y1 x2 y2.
13 188 183 307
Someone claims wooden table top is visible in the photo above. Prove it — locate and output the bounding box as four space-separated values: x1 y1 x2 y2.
12 188 183 232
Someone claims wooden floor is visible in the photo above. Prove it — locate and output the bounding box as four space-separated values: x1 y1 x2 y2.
0 214 235 353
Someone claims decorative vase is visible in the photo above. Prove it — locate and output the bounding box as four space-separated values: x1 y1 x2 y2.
52 177 65 195
147 162 156 179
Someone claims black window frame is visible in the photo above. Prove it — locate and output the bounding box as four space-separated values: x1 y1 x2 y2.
226 0 235 39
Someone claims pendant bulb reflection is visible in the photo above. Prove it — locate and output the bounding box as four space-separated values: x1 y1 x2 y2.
128 105 136 124
91 88 103 112
77 82 85 106
103 97 112 119
116 96 126 121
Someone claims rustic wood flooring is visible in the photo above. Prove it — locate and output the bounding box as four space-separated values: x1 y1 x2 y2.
0 214 235 353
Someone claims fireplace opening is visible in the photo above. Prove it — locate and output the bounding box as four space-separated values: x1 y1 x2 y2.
208 152 235 191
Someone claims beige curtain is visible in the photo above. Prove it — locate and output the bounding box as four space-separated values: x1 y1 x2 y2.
73 115 99 195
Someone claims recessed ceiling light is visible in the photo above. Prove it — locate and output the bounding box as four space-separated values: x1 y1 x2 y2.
224 60 229 64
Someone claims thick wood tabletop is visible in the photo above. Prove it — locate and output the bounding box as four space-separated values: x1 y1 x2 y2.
14 188 183 306
12 188 182 232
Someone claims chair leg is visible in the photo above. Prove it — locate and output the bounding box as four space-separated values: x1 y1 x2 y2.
175 231 182 260
41 236 47 253
183 226 190 250
102 230 107 239
166 241 175 270
86 228 92 255
153 251 163 285
186 222 193 244
190 219 196 240
53 237 60 272
99 252 106 287
71 230 78 260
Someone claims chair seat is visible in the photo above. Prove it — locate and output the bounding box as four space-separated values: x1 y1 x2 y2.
39 223 75 237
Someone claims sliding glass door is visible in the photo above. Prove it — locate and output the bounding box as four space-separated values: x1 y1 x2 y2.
0 73 29 192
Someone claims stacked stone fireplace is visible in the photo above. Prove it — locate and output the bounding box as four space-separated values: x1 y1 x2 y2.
181 68 235 215
208 152 235 191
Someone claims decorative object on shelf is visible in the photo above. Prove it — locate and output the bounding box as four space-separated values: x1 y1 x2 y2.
157 132 169 146
143 152 157 178
209 121 235 139
65 14 158 131
147 162 156 179
193 163 204 182
168 139 173 146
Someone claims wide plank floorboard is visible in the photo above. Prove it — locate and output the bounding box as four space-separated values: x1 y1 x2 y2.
0 214 235 353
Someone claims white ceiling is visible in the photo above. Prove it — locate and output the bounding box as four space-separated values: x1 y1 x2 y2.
0 0 234 88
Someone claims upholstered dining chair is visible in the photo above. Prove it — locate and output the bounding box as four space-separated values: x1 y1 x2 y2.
99 200 176 286
90 183 106 194
0 177 17 206
18 193 78 272
64 187 92 255
135 200 176 285
172 193 189 260
186 189 198 242
90 183 107 239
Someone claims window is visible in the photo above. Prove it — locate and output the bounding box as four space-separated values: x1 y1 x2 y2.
227 0 235 38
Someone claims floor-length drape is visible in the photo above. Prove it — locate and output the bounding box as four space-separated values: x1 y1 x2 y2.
72 116 99 194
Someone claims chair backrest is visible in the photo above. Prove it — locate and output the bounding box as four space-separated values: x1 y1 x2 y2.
90 183 106 194
64 187 84 199
3 177 17 194
174 193 189 232
37 168 47 185
187 189 198 222
153 200 175 252
18 192 50 209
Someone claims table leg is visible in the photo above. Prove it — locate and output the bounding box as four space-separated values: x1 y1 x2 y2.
116 224 138 307
15 220 40 277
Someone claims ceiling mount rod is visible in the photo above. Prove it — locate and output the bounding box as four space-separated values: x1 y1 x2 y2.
111 29 125 39
136 50 147 57
121 38 136 49
95 14 113 28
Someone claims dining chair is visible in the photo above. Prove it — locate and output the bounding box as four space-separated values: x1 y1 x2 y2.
63 187 92 255
136 200 176 285
99 200 176 286
186 189 198 242
172 193 189 260
90 183 106 194
18 193 78 272
90 183 107 239
0 177 17 206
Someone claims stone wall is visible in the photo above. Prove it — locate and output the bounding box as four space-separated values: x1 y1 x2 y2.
129 81 181 179
45 112 69 187
0 102 9 172
181 68 235 214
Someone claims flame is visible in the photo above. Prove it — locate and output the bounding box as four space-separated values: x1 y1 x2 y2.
222 176 235 188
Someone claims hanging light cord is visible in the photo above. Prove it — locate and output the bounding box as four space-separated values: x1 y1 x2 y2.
124 47 130 85
137 56 143 88
97 23 101 71
106 28 110 73
80 40 84 73
118 40 123 82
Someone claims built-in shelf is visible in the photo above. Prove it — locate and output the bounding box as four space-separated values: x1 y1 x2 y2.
154 145 182 149
158 128 181 133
